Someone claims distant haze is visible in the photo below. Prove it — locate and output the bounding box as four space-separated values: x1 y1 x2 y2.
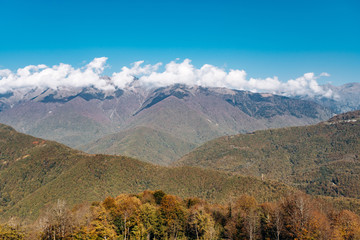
0 57 335 98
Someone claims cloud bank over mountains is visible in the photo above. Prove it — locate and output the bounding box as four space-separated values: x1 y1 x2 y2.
0 57 334 98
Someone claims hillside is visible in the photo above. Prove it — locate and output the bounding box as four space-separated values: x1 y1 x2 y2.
0 123 294 220
176 111 360 199
0 85 332 165
79 126 196 165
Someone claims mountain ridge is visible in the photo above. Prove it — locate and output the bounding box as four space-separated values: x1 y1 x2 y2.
0 84 335 164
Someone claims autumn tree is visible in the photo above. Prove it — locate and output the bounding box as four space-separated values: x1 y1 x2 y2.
0 224 24 240
39 200 73 240
153 190 166 205
259 202 277 240
86 202 117 240
280 193 312 238
112 195 142 239
226 195 260 240
139 203 158 240
272 201 284 240
186 205 216 240
280 193 334 239
8 190 360 239
332 210 360 239
140 190 156 205
159 195 187 239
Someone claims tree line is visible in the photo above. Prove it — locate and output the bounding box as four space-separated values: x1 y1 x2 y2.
1 190 360 239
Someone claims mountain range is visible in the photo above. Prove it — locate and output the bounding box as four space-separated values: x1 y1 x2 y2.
2 82 353 165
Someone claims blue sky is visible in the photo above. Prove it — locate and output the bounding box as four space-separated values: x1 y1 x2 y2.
1 0 359 85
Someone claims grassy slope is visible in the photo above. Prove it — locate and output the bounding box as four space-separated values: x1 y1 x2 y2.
80 126 197 165
0 123 293 221
176 111 360 199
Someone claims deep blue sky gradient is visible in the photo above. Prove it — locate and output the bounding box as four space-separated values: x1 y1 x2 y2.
1 0 359 84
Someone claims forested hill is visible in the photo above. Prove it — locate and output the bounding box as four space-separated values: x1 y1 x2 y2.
0 123 293 220
176 110 360 199
2 115 360 239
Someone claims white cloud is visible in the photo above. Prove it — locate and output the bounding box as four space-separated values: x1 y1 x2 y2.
0 57 334 98
0 57 111 93
112 60 161 88
280 72 334 97
320 72 330 77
